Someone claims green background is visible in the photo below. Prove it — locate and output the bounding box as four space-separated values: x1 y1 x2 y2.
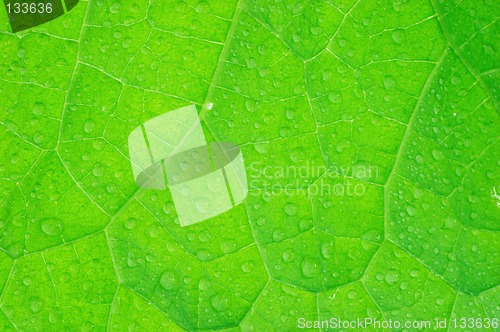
0 0 498 330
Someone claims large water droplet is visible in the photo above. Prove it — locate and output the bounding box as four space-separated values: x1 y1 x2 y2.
160 271 176 290
41 218 63 236
385 269 400 285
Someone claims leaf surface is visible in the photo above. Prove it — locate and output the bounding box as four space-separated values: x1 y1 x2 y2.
0 0 498 330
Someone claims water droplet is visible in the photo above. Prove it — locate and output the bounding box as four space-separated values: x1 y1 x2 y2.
84 120 95 134
221 238 237 254
195 0 211 14
33 132 43 144
33 102 45 115
483 44 494 55
272 228 285 242
242 261 254 273
468 194 478 204
199 277 211 291
301 257 320 278
407 205 416 217
384 76 395 90
392 30 405 44
49 191 62 201
124 218 136 230
210 293 230 312
328 92 341 104
160 271 176 290
322 69 333 81
289 147 304 163
283 248 296 263
284 202 297 216
93 163 103 177
385 269 400 285
451 76 460 85
30 296 44 313
347 290 357 299
258 67 269 77
23 276 32 286
41 218 63 236
431 149 443 161
197 249 212 261
246 57 257 68
321 241 334 259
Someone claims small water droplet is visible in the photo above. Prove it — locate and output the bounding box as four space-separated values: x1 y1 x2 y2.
384 76 395 90
283 248 296 263
23 277 32 286
84 120 95 134
284 202 297 216
124 218 136 230
246 57 256 68
30 296 44 313
33 132 43 144
241 261 254 273
210 293 230 312
407 205 416 217
431 149 443 161
392 30 405 44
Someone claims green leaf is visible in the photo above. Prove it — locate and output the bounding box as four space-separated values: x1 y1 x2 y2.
0 0 498 330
